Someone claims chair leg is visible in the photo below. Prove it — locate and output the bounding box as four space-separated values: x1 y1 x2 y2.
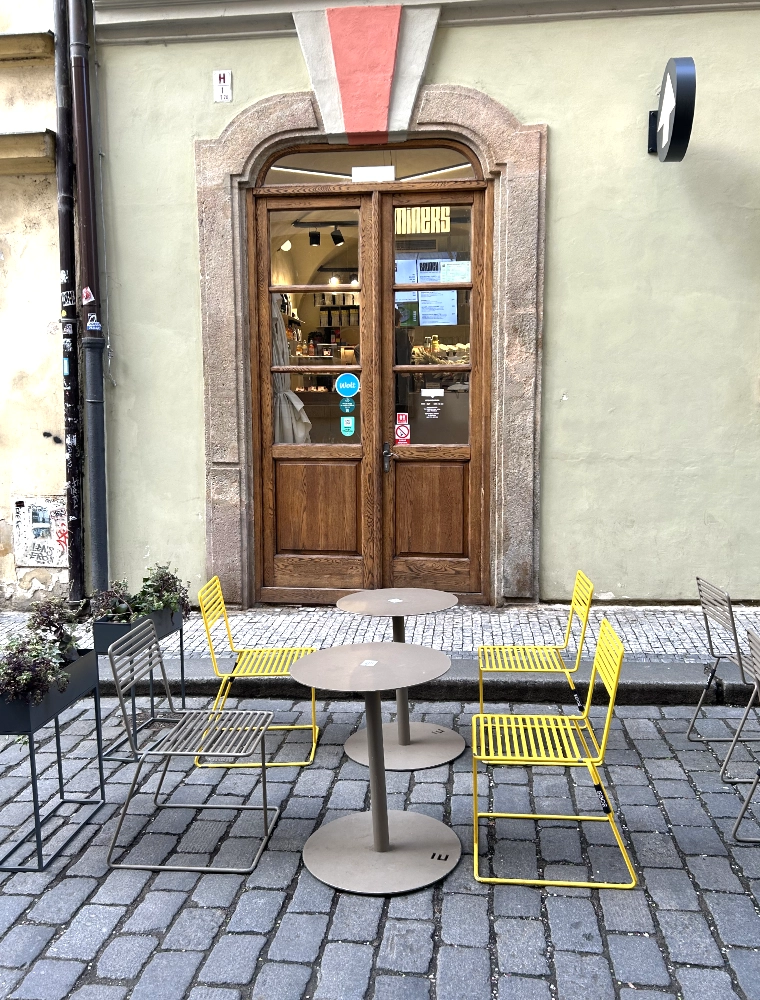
478 669 485 713
733 769 760 844
107 757 146 867
687 659 760 745
472 761 637 889
472 752 481 879
720 686 759 785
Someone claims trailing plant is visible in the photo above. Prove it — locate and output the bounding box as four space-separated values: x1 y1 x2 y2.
27 596 88 662
0 636 68 705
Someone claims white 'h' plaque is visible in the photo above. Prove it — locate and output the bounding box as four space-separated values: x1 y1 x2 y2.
213 70 232 103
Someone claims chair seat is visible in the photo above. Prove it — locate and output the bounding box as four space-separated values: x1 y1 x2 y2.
479 645 568 673
472 712 599 765
150 708 272 759
229 647 315 678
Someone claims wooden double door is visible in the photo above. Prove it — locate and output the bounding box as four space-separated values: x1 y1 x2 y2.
251 187 490 604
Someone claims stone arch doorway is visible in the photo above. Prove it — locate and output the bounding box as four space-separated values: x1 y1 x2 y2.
195 85 545 606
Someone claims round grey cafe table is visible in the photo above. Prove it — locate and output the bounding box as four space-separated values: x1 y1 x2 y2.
290 642 461 894
336 589 465 770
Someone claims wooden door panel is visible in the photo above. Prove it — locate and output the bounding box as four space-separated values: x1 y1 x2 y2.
275 461 361 554
272 554 364 589
391 557 473 591
394 462 468 556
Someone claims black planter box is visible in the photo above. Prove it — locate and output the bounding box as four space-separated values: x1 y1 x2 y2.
0 649 98 737
93 607 183 655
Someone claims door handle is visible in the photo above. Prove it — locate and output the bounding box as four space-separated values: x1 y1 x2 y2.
383 442 392 474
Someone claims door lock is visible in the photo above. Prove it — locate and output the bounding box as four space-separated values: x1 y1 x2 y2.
382 442 392 474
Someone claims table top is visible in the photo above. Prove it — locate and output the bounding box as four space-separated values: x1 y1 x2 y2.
336 588 458 618
289 642 451 693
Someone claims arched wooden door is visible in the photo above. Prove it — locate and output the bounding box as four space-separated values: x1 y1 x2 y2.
250 178 490 604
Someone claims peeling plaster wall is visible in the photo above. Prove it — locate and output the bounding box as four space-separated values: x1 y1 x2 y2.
427 13 760 601
0 3 66 607
94 37 310 598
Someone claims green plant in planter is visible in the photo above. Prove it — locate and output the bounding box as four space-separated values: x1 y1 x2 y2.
0 636 68 705
133 564 191 620
89 580 136 624
27 596 89 663
91 565 191 623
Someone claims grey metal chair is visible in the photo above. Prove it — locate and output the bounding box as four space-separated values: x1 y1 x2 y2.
687 578 759 746
733 765 760 843
721 630 760 784
105 618 279 874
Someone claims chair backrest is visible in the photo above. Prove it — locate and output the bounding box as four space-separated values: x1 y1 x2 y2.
198 576 236 676
746 630 760 688
108 618 174 755
581 618 624 759
696 577 743 674
561 570 594 670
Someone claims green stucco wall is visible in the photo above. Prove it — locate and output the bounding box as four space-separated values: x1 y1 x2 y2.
98 14 760 602
96 37 310 597
428 14 760 600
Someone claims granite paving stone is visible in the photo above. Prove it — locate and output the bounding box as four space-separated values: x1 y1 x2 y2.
0 926 55 968
131 951 204 1000
199 934 266 985
703 892 760 946
372 975 431 1000
435 946 491 1000
608 934 671 987
657 910 724 966
328 895 383 942
376 919 434 974
11 959 85 1000
250 962 311 1000
268 913 329 964
227 891 285 934
313 943 374 1000
162 908 226 950
96 935 158 979
494 917 548 975
675 967 741 1000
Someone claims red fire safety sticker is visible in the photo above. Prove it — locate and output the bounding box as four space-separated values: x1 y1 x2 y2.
394 423 410 445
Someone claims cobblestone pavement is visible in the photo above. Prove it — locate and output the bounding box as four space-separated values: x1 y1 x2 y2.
0 696 760 999
2 603 760 661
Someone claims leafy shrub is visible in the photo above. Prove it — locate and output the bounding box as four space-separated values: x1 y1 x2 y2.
0 637 68 705
27 596 88 661
91 564 190 623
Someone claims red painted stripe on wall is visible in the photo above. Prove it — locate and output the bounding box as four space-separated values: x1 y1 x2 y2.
326 5 401 142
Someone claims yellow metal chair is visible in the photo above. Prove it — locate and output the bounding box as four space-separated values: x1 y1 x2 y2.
478 570 594 713
197 577 318 768
472 617 636 890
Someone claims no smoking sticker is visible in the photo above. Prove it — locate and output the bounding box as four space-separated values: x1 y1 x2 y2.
394 423 410 445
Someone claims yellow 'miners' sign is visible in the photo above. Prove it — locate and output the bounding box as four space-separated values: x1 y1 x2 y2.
395 206 451 235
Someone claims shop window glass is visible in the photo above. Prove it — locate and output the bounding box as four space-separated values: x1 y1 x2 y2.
263 147 477 186
270 209 360 287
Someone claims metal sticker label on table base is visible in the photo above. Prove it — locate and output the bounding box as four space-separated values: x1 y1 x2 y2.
344 721 465 770
303 811 461 895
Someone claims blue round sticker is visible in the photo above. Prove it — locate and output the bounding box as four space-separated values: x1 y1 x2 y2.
335 373 360 398
339 398 355 413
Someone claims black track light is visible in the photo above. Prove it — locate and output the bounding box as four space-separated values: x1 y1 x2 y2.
309 230 321 247
331 227 344 247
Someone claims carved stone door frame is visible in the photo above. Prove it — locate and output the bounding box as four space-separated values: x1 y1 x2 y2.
195 84 546 606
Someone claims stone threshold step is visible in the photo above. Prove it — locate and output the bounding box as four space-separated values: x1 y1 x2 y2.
95 656 748 706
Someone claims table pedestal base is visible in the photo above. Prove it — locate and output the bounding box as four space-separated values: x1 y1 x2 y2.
303 811 461 894
344 721 465 770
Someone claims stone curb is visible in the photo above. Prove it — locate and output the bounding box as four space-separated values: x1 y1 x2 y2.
95 655 750 706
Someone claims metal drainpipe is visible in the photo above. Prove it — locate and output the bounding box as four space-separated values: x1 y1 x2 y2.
54 0 84 601
68 0 108 592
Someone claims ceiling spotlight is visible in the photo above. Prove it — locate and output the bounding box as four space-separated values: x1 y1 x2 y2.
350 274 359 287
279 239 292 252
329 275 340 286
331 227 344 247
309 230 321 247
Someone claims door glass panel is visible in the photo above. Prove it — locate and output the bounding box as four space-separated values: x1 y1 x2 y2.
272 291 361 364
264 147 477 185
272 376 361 444
394 291 470 363
393 205 471 263
270 209 359 286
394 373 469 445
